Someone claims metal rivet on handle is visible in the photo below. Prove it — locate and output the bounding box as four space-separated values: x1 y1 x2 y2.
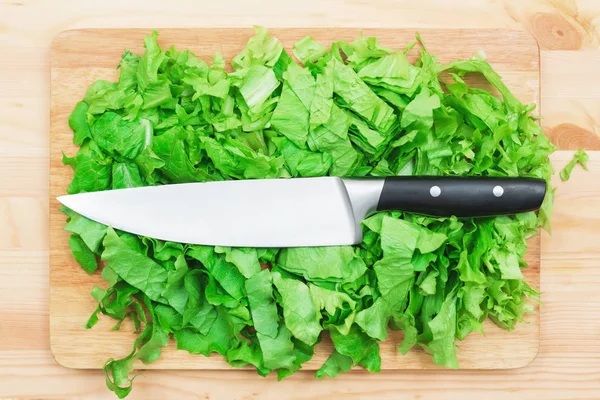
430 186 441 197
493 185 504 197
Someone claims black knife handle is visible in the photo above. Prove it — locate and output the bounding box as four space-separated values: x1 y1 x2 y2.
375 176 546 217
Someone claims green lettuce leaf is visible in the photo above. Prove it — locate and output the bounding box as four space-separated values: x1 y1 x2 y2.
272 271 322 346
233 65 279 116
245 269 279 338
62 141 112 194
330 58 396 133
218 247 262 279
421 290 459 369
315 350 353 379
330 324 381 373
174 306 242 357
560 149 588 181
277 246 366 284
68 234 98 274
69 101 92 145
271 63 316 146
102 227 168 302
233 26 283 70
258 323 297 371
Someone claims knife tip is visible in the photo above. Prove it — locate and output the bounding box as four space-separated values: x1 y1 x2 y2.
56 195 72 208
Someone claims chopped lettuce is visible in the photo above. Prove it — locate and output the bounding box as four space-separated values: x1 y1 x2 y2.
61 28 556 398
560 149 588 181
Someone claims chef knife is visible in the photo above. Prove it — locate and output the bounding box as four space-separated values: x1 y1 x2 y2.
57 176 546 248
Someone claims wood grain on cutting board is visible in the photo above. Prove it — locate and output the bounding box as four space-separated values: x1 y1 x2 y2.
49 28 541 370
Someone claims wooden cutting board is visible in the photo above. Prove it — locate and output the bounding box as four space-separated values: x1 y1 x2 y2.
49 28 540 370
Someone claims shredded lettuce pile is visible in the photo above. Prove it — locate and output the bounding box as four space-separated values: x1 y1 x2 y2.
62 27 556 398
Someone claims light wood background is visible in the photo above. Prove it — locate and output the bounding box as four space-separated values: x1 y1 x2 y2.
2 0 600 399
49 28 541 371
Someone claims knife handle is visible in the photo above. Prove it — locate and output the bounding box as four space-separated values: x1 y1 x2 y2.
375 176 547 217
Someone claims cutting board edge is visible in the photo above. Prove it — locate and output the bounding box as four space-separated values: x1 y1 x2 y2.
50 26 540 41
49 27 541 69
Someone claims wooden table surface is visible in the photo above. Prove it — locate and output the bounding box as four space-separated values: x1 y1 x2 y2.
1 1 600 399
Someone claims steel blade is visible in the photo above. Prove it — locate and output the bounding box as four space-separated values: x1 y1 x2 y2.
57 177 369 247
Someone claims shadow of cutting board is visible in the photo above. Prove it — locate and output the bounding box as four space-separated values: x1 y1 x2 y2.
49 28 540 370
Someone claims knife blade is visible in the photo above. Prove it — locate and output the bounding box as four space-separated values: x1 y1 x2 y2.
57 176 546 248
